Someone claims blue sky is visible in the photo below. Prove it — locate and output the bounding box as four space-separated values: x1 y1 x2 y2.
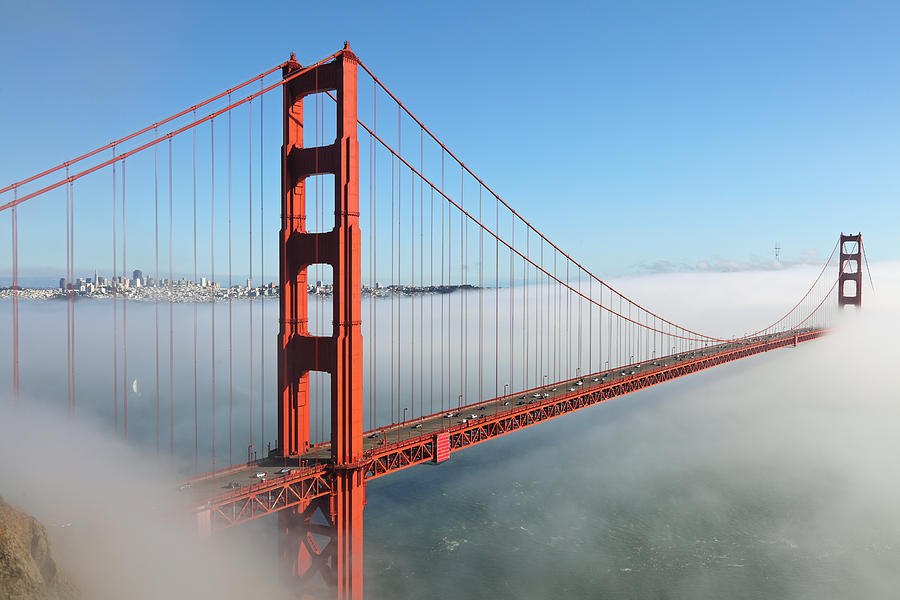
1 0 897 278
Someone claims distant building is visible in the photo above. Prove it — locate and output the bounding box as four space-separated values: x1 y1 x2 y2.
133 269 143 282
59 278 66 290
200 277 208 287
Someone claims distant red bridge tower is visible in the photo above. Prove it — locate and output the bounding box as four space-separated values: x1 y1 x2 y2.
838 233 862 307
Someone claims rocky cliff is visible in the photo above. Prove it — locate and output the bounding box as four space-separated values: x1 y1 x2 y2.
0 497 77 600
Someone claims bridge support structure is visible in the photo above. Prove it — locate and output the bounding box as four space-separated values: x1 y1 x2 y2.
838 233 862 308
277 45 365 600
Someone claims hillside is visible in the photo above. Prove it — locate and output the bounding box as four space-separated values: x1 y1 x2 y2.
0 497 77 600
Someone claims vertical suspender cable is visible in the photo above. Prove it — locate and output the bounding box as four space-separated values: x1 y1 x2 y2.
566 261 570 377
248 98 254 457
523 230 527 387
419 131 424 418
319 88 325 443
411 150 416 419
397 107 401 425
478 185 483 404
367 127 373 429
228 96 234 465
70 180 76 418
371 85 377 428
588 270 592 373
578 269 583 375
155 127 160 454
429 186 434 415
211 118 217 472
461 172 466 404
390 153 395 424
371 131 377 428
440 151 444 412
460 172 465 404
447 155 452 408
11 195 19 407
314 90 320 445
259 80 265 451
412 152 417 417
193 111 199 472
65 170 71 418
122 160 128 440
598 286 603 371
112 149 118 433
368 130 374 428
509 219 514 391
540 241 544 384
72 180 77 417
168 138 175 456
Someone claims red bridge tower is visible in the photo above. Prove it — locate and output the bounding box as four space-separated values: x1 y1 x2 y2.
838 233 862 308
278 44 365 599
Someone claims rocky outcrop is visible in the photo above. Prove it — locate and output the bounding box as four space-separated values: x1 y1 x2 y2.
0 497 77 600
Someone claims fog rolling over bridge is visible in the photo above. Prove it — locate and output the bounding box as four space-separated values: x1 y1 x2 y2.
0 27 889 600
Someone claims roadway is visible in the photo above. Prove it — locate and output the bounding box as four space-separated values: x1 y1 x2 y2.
180 329 813 509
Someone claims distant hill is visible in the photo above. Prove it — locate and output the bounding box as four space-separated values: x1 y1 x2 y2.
0 497 77 600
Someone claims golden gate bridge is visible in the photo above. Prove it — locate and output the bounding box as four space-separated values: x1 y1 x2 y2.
0 45 870 599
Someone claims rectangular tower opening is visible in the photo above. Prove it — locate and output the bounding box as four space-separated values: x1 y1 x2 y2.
303 174 336 233
306 263 334 338
302 92 337 147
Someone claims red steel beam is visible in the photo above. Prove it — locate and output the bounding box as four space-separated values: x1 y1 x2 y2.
198 328 825 531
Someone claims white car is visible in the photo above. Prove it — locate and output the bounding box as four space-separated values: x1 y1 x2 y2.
254 472 267 479
277 468 294 474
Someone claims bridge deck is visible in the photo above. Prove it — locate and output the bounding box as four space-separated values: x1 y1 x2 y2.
184 328 823 531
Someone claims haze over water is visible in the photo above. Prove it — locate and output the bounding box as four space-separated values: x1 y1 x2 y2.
1 263 898 599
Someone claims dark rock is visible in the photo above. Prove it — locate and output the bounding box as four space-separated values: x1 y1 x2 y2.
0 496 77 600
